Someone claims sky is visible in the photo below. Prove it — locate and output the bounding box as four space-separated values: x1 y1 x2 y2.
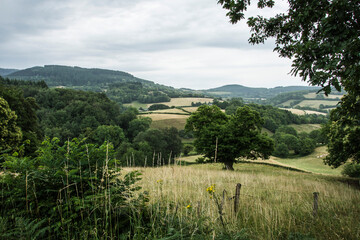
0 0 309 90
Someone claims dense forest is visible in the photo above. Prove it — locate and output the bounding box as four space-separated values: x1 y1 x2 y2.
0 76 182 165
5 65 204 104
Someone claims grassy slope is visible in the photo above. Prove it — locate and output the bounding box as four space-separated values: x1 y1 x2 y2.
145 97 213 108
289 123 322 133
272 146 342 176
297 100 339 108
125 162 360 239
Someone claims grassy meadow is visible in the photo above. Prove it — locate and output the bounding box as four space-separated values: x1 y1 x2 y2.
272 146 342 176
146 97 213 108
289 124 322 133
303 92 342 99
280 108 327 116
142 113 190 129
124 161 360 239
297 100 339 109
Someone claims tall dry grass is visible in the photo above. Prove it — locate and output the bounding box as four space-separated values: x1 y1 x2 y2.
125 163 360 239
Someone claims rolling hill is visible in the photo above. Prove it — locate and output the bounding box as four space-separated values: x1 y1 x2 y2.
5 65 203 104
202 84 320 99
0 68 19 76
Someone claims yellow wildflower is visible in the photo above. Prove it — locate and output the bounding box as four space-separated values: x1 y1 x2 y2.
186 204 192 210
206 184 215 194
156 179 163 184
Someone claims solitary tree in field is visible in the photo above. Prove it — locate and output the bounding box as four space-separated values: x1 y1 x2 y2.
185 105 274 170
218 0 360 167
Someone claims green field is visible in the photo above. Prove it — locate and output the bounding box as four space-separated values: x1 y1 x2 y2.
144 114 190 129
289 123 322 133
273 146 343 176
123 101 148 109
304 92 342 99
296 99 339 108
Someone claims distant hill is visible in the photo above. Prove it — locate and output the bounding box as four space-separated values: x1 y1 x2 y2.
0 68 19 76
7 65 153 87
6 65 203 104
202 84 320 99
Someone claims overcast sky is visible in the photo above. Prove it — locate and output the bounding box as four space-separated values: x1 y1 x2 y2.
0 0 308 89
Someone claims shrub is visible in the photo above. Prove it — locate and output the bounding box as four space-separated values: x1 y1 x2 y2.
273 143 289 158
342 163 360 178
148 104 170 111
0 138 146 238
183 145 193 156
196 157 206 163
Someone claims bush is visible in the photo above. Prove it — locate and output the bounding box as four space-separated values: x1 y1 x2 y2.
342 163 360 178
148 104 170 111
183 145 194 156
273 143 289 158
196 157 206 163
0 138 147 239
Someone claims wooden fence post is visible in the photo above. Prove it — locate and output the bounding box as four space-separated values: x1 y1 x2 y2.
313 192 319 217
234 183 242 214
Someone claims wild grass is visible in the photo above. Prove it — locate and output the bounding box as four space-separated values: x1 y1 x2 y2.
125 163 360 239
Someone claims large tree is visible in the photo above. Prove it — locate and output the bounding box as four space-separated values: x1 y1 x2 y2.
218 0 360 167
186 105 274 170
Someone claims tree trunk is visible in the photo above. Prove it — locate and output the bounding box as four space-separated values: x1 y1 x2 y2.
224 161 234 170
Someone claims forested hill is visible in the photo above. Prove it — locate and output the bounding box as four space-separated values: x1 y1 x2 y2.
7 65 153 87
202 84 320 99
0 68 18 76
6 65 203 104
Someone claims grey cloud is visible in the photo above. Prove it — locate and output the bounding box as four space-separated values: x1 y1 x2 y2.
0 0 303 88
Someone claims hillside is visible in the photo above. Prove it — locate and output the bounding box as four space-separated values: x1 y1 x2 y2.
268 89 343 114
0 68 18 76
202 84 320 99
6 65 203 104
7 65 153 87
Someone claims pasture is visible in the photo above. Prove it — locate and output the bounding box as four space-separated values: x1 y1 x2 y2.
280 108 327 116
125 161 360 239
141 113 190 129
304 92 342 99
289 124 322 133
273 146 342 176
146 97 213 107
296 100 339 109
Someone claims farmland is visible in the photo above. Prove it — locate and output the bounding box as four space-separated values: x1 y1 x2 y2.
296 100 339 109
142 113 189 129
146 97 213 107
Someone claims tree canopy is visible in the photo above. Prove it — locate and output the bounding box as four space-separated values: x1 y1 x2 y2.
218 0 360 167
186 105 273 170
0 97 22 153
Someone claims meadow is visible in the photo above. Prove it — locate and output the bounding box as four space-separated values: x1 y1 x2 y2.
303 92 342 99
280 108 327 116
296 100 339 109
146 97 213 108
124 161 360 239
